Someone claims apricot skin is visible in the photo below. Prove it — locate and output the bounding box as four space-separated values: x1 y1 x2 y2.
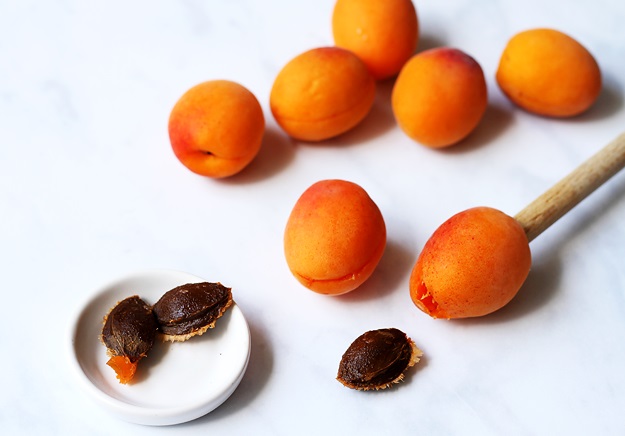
332 0 419 80
284 179 386 295
270 47 376 142
496 28 602 117
409 207 531 319
168 80 265 178
392 47 487 148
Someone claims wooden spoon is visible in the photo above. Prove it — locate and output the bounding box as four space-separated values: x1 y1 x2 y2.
516 132 625 242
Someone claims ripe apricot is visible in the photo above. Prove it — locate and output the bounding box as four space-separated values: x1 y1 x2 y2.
284 179 386 295
332 0 419 80
496 28 602 117
392 47 487 148
270 47 375 142
168 80 265 178
409 207 531 319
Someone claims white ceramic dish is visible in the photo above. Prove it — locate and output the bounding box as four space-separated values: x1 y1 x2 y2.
69 269 251 426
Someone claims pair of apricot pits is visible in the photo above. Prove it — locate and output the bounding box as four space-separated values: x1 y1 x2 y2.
101 282 233 384
167 0 602 319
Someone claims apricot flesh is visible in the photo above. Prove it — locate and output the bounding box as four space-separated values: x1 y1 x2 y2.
168 80 265 178
496 28 602 117
332 0 419 80
284 179 386 295
409 207 531 319
270 47 375 142
392 47 487 148
106 356 138 385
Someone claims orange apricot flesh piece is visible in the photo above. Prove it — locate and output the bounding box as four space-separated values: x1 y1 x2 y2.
270 47 375 142
284 179 386 295
392 47 487 148
106 356 138 385
409 207 531 319
332 0 419 80
496 28 602 117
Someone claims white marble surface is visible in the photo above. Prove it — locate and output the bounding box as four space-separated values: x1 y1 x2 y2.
1 0 625 434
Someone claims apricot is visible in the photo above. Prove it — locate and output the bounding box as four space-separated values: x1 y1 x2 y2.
332 0 419 80
409 207 531 319
284 179 386 295
168 80 265 178
270 47 375 142
392 47 487 148
496 28 602 117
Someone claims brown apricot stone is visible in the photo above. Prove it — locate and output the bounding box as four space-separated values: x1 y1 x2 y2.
337 328 422 391
153 282 233 342
101 295 158 384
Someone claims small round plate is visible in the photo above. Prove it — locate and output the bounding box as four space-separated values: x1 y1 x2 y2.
69 269 251 426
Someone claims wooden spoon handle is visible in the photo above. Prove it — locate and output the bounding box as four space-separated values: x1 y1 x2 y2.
514 132 625 242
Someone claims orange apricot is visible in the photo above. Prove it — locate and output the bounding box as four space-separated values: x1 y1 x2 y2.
392 47 487 148
496 28 602 117
409 207 531 319
270 47 376 142
168 80 265 178
332 0 419 80
284 179 386 295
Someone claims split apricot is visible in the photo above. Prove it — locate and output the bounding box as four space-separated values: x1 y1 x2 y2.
270 47 375 142
332 0 419 80
284 179 386 295
409 207 531 319
392 47 487 148
496 28 602 117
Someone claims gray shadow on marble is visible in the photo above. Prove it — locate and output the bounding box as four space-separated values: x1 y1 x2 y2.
337 238 417 303
179 317 274 426
439 103 515 155
219 125 296 184
457 171 625 325
416 33 447 54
